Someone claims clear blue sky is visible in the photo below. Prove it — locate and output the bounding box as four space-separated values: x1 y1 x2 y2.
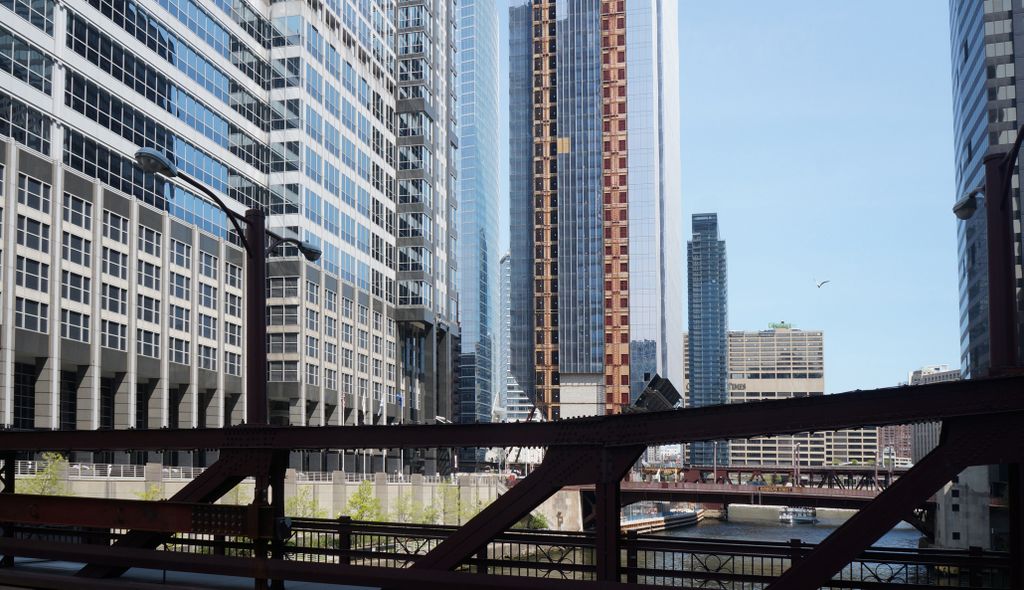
498 2 959 394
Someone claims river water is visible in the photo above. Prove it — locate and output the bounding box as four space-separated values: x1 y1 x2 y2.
657 518 922 548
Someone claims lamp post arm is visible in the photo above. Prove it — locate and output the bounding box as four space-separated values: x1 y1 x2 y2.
266 234 305 256
997 123 1024 202
175 172 252 254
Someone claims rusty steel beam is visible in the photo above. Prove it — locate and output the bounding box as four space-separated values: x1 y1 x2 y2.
594 448 640 581
614 488 889 510
0 536 668 590
0 376 1022 452
766 412 1024 590
0 494 271 537
412 445 644 572
0 569 210 590
0 453 13 569
76 451 254 579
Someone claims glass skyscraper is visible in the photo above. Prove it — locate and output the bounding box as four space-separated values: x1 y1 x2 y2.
507 0 682 420
946 0 1021 551
687 213 728 466
0 0 456 473
455 0 500 436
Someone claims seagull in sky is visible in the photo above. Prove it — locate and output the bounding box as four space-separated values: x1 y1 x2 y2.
816 279 831 289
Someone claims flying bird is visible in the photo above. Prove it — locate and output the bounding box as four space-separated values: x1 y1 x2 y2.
816 279 831 289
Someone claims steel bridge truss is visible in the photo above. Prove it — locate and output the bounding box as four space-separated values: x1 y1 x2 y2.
0 374 1021 589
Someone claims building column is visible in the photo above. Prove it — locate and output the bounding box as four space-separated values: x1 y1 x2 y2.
33 357 57 429
112 373 132 429
76 364 98 431
172 383 192 430
0 144 15 427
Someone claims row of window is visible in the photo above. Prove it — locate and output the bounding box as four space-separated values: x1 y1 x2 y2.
65 12 268 135
76 1 269 130
153 0 269 89
0 0 53 35
0 90 50 154
0 22 52 94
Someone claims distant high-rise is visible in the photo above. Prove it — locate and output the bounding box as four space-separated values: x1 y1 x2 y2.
727 326 827 467
497 253 513 422
684 326 876 467
508 0 683 419
909 365 961 463
687 214 728 466
455 0 500 440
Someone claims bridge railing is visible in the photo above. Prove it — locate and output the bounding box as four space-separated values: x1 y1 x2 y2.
623 534 1011 588
119 517 1008 588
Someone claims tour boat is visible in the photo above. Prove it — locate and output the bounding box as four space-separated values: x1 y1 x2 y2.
779 507 817 525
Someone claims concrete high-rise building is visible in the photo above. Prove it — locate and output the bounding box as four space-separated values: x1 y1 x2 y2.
507 0 682 420
395 0 460 436
726 327 827 467
909 365 961 463
881 365 963 466
0 0 456 472
455 0 500 436
687 213 728 466
496 253 513 422
683 326 876 468
903 364 981 549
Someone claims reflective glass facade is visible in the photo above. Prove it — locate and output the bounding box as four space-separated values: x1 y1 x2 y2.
950 0 1024 377
507 0 682 418
508 1 535 411
455 0 500 434
0 0 455 473
687 213 728 466
947 0 1022 551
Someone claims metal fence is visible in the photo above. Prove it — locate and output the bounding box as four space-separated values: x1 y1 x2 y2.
269 520 1009 588
3 515 1012 588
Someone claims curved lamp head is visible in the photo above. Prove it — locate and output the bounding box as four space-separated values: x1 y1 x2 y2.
135 148 178 178
300 243 322 262
953 186 984 221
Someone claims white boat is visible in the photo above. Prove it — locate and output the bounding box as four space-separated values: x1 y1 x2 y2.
779 507 817 524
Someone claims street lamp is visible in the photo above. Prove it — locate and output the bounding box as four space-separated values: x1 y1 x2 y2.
134 148 321 426
951 125 1024 587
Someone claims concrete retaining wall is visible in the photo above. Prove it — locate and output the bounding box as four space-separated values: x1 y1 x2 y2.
52 465 506 524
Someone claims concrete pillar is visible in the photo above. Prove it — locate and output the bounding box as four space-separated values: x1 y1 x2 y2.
146 380 164 430
204 389 219 428
375 472 389 516
173 383 193 430
33 358 56 429
76 364 98 430
289 397 303 426
113 373 132 429
332 470 347 516
0 146 16 427
284 468 298 513
144 462 163 499
410 474 427 522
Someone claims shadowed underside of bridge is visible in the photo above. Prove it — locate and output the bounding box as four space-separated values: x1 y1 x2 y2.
0 375 1021 590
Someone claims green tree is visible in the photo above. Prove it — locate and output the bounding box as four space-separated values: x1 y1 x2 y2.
224 483 253 506
437 482 462 525
20 452 72 496
346 480 382 521
286 485 327 518
412 498 440 525
513 512 549 530
459 498 487 523
390 491 414 523
135 484 164 501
